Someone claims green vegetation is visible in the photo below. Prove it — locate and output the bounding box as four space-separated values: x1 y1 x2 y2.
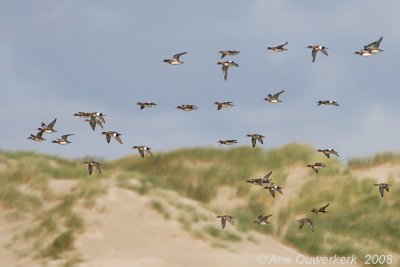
1 143 399 266
348 151 400 169
0 150 106 266
111 143 312 203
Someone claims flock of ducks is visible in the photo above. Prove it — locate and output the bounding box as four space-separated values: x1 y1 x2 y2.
26 36 391 233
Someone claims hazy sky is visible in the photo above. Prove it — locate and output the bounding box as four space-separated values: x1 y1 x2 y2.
1 0 400 161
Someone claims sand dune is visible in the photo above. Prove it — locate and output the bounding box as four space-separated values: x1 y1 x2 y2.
74 184 357 267
1 178 361 267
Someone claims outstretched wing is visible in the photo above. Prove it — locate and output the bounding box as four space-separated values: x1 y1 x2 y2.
273 90 285 98
138 149 145 158
307 220 314 232
61 134 74 140
95 162 102 174
221 218 226 229
269 188 276 198
257 136 264 144
298 220 305 229
173 52 187 60
222 65 228 81
251 137 256 148
275 187 283 195
114 135 123 144
88 164 93 175
48 118 57 128
321 48 328 56
263 171 272 180
312 49 317 62
320 203 329 212
379 186 384 197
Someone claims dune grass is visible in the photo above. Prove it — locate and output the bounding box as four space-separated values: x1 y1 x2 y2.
0 150 107 266
1 144 399 266
278 173 400 263
348 151 400 169
112 143 314 203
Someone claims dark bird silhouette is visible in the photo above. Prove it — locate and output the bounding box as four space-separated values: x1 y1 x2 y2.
311 203 329 214
163 52 187 65
216 215 235 229
374 183 391 197
267 42 288 52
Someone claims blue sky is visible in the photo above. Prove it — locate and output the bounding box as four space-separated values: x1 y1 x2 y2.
1 0 400 161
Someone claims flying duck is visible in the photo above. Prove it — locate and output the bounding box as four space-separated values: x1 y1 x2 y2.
83 161 103 175
267 42 288 52
318 149 339 158
253 214 272 225
311 203 329 214
306 45 328 62
74 112 91 118
85 117 104 131
263 184 283 198
317 100 339 106
246 134 265 148
218 139 238 145
215 101 234 110
132 145 153 158
101 131 123 144
177 105 198 111
307 162 326 173
216 215 235 229
374 183 391 197
265 90 285 103
38 118 57 133
27 131 46 142
137 102 157 110
297 218 314 232
52 134 74 145
219 50 240 59
90 112 106 124
217 61 239 81
163 52 187 65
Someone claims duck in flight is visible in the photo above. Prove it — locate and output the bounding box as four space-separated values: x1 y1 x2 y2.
177 104 198 111
297 218 314 232
38 118 57 133
267 42 288 52
306 45 328 62
163 52 187 65
219 50 240 59
317 100 339 106
307 162 326 173
83 161 103 175
216 215 235 229
27 131 46 142
132 145 153 158
317 149 339 158
246 134 265 148
52 134 74 145
137 102 157 110
101 131 123 144
253 214 272 225
374 183 391 197
264 90 285 103
215 101 234 110
217 61 239 81
311 203 329 214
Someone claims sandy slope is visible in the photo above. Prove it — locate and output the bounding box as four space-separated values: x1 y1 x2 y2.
74 184 357 267
0 178 361 267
